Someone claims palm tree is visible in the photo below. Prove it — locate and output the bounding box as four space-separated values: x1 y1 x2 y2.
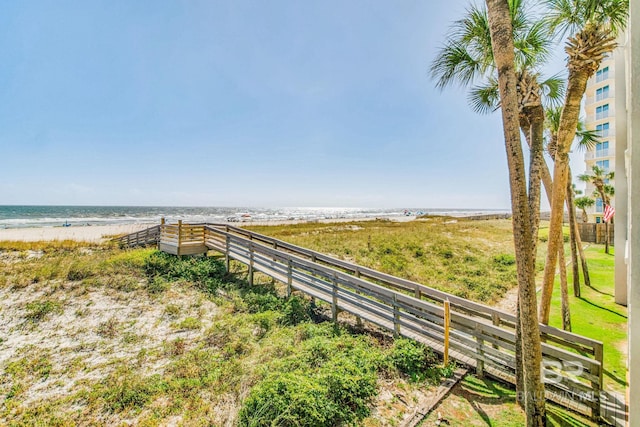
484 0 546 424
538 0 628 325
579 165 615 253
431 0 562 268
575 195 595 222
544 107 597 300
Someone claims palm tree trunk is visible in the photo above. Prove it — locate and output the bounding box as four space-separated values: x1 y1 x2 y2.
566 182 581 297
558 244 571 331
574 219 591 287
540 158 553 203
485 0 545 424
527 106 544 255
539 68 590 325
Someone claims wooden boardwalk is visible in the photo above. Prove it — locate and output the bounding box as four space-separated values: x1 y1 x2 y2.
115 221 626 425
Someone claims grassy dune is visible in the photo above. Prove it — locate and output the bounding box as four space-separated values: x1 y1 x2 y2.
248 218 522 304
0 244 452 426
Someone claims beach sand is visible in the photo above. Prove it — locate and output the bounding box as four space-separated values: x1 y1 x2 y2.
0 216 418 243
0 223 153 243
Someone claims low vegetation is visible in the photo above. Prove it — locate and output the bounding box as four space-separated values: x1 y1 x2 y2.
0 243 452 425
0 220 624 425
248 218 524 303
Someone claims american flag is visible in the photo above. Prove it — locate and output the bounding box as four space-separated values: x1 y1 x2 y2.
603 204 615 223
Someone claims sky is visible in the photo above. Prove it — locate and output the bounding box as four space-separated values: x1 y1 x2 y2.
0 0 585 209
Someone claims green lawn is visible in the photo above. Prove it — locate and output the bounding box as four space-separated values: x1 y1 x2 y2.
421 374 596 426
546 245 627 394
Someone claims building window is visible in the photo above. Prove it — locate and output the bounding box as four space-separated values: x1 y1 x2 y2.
596 159 610 172
596 141 609 157
595 198 604 213
596 104 609 120
596 122 610 137
596 85 610 101
596 67 609 82
596 216 602 223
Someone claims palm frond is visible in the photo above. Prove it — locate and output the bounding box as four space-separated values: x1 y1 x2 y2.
430 41 486 89
574 128 600 151
539 75 566 108
468 80 501 114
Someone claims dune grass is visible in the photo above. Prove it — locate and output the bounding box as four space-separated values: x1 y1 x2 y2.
0 244 452 426
547 245 627 394
248 218 521 304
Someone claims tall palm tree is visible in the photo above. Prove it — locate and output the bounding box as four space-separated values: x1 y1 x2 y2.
575 195 595 222
484 0 546 424
431 0 562 266
579 165 615 252
538 0 628 325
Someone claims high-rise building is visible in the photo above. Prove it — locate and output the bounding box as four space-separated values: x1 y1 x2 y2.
582 48 624 223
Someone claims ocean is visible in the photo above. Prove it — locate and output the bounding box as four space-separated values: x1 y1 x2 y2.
0 206 510 229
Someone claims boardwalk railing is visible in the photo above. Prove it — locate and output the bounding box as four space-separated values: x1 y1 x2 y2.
113 225 161 248
116 222 608 422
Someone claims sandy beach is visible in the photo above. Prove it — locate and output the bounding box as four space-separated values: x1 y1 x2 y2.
0 223 154 243
0 216 418 243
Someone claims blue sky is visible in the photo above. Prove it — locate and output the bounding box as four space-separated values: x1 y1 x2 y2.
0 0 583 208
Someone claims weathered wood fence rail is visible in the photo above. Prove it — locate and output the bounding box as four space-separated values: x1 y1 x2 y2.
113 225 161 248
116 222 607 421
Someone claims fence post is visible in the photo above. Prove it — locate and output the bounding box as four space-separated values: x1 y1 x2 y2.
353 268 362 326
287 259 292 298
225 235 230 271
475 323 484 378
393 294 400 337
592 343 604 421
249 243 254 286
177 220 183 256
158 218 165 249
492 313 500 350
415 286 422 299
332 274 338 323
444 299 450 365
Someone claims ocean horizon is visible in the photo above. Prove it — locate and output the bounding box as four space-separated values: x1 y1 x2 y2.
0 205 511 229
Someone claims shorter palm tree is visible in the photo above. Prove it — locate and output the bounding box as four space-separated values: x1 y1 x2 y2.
578 165 615 252
578 165 615 208
574 196 595 223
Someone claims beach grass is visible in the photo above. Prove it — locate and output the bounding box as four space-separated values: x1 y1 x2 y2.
0 244 453 426
247 218 521 304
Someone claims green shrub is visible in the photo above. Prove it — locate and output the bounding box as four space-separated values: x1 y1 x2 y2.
388 338 438 380
281 296 311 326
238 372 336 427
318 361 377 423
143 252 226 293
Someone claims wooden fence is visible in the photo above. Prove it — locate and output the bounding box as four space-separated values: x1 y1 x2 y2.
577 223 615 245
113 225 161 248
115 222 607 421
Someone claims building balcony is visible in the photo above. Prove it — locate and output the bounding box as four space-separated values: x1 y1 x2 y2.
585 149 610 160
